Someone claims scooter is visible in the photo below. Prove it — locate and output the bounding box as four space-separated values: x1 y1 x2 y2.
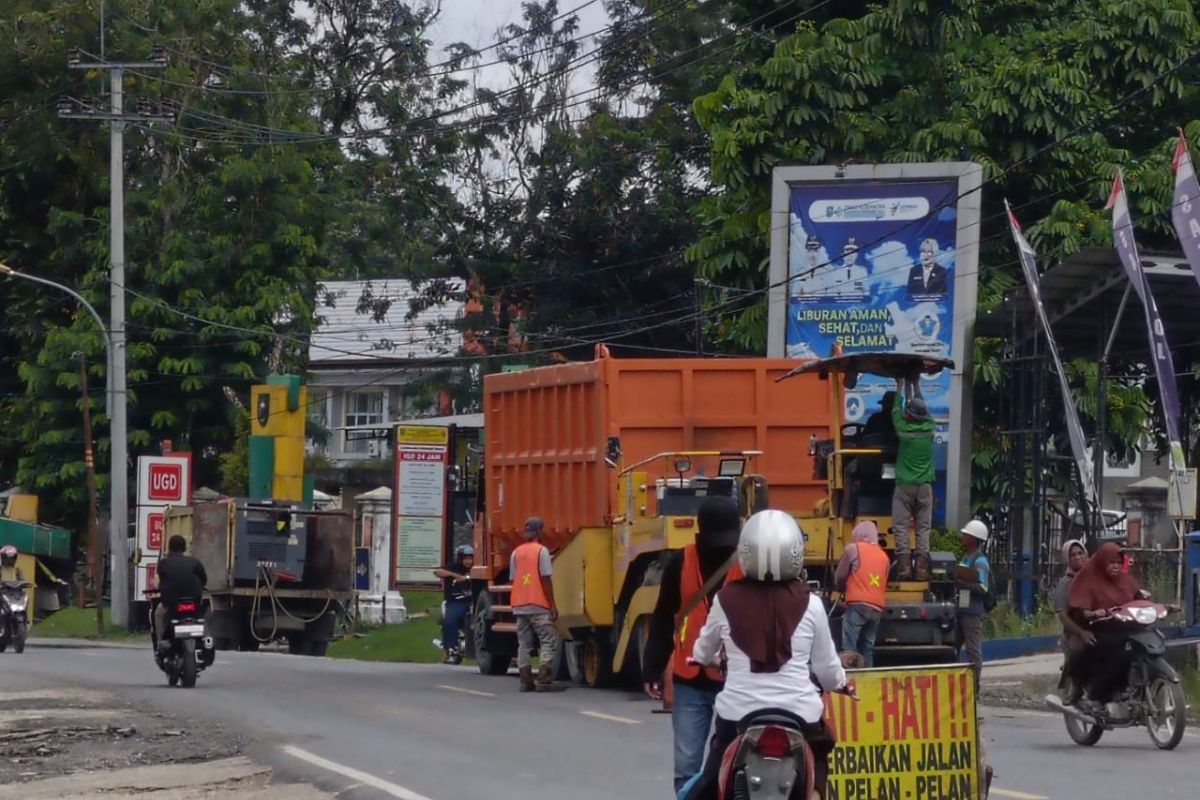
1045 599 1186 750
0 580 32 654
149 594 216 688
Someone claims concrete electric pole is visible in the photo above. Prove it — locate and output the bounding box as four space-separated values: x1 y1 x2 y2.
59 46 175 627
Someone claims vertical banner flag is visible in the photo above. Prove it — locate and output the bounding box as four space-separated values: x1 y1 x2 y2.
1171 131 1200 289
1005 202 1100 515
1107 171 1187 471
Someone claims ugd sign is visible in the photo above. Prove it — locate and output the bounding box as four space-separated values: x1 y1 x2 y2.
137 456 192 507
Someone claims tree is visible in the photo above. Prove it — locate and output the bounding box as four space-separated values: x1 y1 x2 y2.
687 0 1200 511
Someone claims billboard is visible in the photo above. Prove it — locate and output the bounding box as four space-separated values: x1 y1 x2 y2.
392 425 450 585
768 164 982 526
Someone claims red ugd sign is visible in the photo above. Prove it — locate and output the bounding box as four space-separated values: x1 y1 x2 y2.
148 463 182 501
137 456 191 506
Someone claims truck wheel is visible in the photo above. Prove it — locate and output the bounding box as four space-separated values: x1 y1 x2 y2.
564 640 586 685
582 637 614 688
308 639 329 657
473 593 511 676
287 635 307 655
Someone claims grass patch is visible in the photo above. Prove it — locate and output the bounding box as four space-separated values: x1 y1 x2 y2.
329 590 458 664
34 606 146 641
983 602 1060 640
1183 665 1200 708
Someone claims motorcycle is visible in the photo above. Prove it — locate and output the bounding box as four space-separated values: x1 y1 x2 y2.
150 595 216 688
717 709 819 800
0 580 32 654
1045 599 1186 750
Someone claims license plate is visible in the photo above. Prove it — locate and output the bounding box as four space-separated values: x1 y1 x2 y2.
174 624 205 637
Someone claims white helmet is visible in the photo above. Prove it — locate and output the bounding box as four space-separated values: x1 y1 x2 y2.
737 510 805 582
961 519 989 542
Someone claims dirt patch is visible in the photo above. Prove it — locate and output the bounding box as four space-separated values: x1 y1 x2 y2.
0 688 247 784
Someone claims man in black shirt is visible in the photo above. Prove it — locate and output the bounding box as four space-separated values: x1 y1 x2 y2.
641 497 741 793
154 535 207 651
433 545 475 663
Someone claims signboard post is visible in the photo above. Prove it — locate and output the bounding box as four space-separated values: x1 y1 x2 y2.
825 665 981 800
768 163 983 526
134 455 192 598
392 425 450 586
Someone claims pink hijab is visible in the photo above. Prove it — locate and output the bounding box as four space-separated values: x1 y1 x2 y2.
851 521 879 545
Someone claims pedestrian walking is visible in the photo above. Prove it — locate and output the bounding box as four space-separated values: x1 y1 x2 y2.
641 497 742 794
835 520 889 667
891 377 935 580
433 545 475 664
955 520 993 688
510 517 565 692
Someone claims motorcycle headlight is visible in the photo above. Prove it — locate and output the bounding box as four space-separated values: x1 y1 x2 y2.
1130 606 1158 625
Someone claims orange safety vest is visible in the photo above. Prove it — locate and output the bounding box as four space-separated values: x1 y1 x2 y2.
672 545 742 682
845 541 889 611
511 542 550 610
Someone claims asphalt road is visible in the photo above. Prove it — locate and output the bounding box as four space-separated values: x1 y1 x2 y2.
5 641 1198 800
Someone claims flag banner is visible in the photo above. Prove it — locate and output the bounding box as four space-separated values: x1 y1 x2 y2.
1171 131 1200 290
1108 172 1187 471
1005 202 1101 515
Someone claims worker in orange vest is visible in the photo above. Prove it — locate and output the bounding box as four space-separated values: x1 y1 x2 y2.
835 520 889 667
510 516 565 693
641 497 743 794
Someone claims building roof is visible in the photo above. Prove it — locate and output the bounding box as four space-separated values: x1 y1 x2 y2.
1120 476 1170 493
978 246 1200 358
309 279 465 365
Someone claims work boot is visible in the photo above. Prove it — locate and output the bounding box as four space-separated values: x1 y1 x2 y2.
519 666 536 692
913 553 930 582
535 664 566 692
896 554 914 581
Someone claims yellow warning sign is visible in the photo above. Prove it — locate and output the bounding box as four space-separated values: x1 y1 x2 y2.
396 425 449 446
824 665 979 800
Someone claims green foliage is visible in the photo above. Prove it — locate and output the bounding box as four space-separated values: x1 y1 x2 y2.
930 527 965 559
983 600 1060 640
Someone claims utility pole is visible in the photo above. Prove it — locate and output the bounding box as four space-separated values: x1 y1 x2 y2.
75 352 103 636
60 45 175 628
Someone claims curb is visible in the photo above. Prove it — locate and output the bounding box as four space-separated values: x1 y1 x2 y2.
27 637 147 650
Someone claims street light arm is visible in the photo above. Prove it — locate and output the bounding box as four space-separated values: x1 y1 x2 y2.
0 262 114 413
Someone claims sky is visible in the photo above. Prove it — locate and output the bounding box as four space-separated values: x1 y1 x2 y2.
428 0 612 62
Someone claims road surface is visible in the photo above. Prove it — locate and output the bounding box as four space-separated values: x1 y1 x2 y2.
3 641 1196 799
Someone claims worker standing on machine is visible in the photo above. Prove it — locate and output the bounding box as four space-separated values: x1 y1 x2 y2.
891 377 935 580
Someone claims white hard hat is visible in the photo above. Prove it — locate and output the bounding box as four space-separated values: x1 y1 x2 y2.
961 519 989 542
738 510 805 582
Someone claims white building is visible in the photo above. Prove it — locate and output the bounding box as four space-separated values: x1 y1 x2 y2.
307 279 466 466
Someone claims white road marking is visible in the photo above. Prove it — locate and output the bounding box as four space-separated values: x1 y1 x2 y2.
991 789 1049 800
281 745 435 800
436 684 495 698
580 710 642 725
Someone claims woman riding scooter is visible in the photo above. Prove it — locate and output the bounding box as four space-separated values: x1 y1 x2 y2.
1065 542 1147 710
685 510 851 800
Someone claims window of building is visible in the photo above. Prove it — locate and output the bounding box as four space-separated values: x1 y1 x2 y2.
343 391 384 455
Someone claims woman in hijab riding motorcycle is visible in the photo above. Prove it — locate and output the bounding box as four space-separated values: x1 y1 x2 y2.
1065 542 1148 708
685 510 851 800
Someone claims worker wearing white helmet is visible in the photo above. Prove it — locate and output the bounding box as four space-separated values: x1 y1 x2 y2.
955 519 994 688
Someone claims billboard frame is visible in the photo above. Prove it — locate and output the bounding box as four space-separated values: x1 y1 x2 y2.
767 162 984 526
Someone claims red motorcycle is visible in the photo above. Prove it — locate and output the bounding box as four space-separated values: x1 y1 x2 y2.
1047 600 1186 750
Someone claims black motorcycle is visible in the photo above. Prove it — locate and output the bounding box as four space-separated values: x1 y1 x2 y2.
1046 599 1187 750
0 580 31 654
151 596 216 688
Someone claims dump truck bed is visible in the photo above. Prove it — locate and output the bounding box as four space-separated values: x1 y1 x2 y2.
483 356 832 556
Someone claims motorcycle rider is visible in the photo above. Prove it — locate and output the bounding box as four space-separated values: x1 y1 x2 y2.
0 545 25 583
1054 539 1093 656
686 510 849 800
433 545 475 663
153 535 207 652
642 496 743 794
1066 542 1144 709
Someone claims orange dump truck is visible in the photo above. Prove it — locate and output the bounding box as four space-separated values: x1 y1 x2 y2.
470 352 831 685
